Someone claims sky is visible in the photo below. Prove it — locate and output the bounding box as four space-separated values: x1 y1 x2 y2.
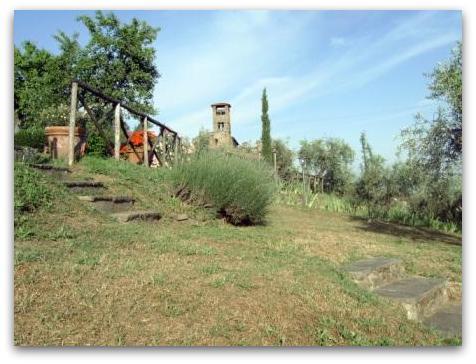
14 10 462 164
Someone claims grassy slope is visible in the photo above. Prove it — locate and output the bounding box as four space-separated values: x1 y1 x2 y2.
14 158 462 346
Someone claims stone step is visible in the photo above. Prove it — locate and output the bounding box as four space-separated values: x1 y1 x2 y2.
343 257 404 290
374 277 448 321
423 302 462 338
78 195 135 213
29 163 72 174
63 180 106 193
111 211 162 223
64 181 105 188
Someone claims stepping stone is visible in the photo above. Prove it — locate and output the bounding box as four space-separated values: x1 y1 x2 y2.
175 214 189 221
343 257 404 290
63 181 105 194
374 277 448 321
111 211 162 223
78 195 135 213
29 163 71 174
64 181 104 188
423 303 462 338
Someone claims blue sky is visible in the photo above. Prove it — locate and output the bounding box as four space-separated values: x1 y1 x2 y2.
14 10 462 164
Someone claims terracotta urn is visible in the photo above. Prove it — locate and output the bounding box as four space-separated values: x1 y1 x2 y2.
121 144 145 164
45 126 87 160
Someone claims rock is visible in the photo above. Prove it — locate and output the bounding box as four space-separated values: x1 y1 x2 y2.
64 181 104 188
343 257 404 290
374 277 448 321
423 303 462 337
111 211 161 223
176 214 189 221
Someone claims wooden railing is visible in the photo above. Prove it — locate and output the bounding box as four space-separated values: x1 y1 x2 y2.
68 80 181 167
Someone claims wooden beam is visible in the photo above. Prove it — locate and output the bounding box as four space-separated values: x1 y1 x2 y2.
114 103 121 160
68 81 78 166
73 79 179 136
143 117 149 167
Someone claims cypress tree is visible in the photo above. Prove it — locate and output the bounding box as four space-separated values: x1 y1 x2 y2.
261 88 272 163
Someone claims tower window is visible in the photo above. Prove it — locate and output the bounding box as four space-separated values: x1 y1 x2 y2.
218 122 225 131
216 107 226 115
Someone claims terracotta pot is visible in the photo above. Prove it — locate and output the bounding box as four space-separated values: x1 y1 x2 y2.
122 145 145 165
45 126 87 160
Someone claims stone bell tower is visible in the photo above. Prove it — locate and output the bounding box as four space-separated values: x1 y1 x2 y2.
210 102 236 148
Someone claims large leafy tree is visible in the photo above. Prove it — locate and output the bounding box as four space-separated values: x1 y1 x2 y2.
14 11 160 129
298 138 354 194
74 11 160 114
260 88 272 164
14 42 63 128
427 42 462 157
272 139 295 180
399 42 462 225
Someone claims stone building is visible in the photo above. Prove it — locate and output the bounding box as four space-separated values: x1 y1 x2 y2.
209 102 239 148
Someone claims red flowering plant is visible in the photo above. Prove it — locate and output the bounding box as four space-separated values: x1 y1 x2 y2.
120 131 157 153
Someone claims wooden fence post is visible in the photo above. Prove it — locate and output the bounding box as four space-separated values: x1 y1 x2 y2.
273 149 277 173
143 117 149 167
173 135 179 165
114 103 121 160
68 81 78 166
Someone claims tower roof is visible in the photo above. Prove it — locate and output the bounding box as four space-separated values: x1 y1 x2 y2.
211 102 231 107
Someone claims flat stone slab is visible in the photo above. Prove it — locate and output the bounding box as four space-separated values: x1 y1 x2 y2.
29 164 71 173
343 257 404 290
64 181 105 188
78 195 135 213
375 277 447 320
78 195 135 203
423 303 462 338
111 211 161 223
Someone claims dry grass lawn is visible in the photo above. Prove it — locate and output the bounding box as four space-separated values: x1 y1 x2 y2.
14 161 462 346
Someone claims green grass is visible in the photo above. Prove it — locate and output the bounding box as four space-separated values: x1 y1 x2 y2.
14 163 54 214
13 156 462 346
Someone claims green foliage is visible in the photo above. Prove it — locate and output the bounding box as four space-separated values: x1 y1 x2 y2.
14 127 45 149
75 11 160 114
169 151 277 225
86 128 110 157
14 42 64 128
298 138 355 194
399 43 462 227
260 88 273 164
272 139 296 180
427 42 462 157
278 182 459 233
14 10 160 130
354 133 389 218
14 163 52 215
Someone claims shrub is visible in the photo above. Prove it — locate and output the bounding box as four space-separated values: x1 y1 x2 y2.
86 130 110 158
14 127 45 150
169 151 277 225
14 163 52 215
